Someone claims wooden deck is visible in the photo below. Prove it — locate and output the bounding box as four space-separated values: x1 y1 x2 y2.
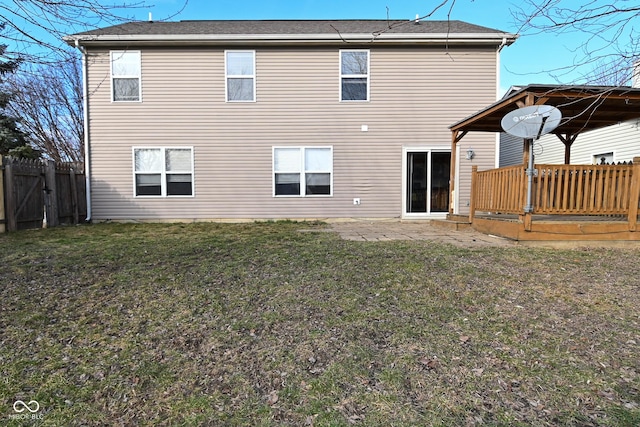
468 214 640 247
464 160 640 246
447 85 640 247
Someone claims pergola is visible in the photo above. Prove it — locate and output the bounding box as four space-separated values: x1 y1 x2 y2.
448 84 640 216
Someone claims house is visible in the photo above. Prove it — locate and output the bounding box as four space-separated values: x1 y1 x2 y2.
499 85 640 167
533 120 640 165
64 19 516 222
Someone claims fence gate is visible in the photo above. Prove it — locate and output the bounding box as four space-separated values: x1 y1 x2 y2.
1 156 86 232
2 157 45 231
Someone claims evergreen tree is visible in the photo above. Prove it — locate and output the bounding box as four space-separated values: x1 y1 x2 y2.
0 29 29 157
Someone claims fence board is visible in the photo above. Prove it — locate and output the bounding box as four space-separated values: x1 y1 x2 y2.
1 156 86 232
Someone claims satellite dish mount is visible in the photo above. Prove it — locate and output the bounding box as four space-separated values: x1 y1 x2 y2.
500 105 563 213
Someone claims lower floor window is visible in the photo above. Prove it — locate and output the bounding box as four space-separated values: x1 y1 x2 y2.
133 147 194 197
273 147 332 196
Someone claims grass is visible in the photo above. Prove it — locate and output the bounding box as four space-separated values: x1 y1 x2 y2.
1 221 639 426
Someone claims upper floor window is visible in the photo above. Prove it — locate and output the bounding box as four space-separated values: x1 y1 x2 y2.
226 50 256 102
273 147 333 196
111 51 141 102
340 50 369 101
133 147 194 197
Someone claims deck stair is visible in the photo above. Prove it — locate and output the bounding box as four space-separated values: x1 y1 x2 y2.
431 215 472 231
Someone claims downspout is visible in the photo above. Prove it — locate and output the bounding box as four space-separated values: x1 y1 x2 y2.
75 39 91 222
495 37 508 168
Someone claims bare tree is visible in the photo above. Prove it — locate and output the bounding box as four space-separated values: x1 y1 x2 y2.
0 1 189 162
0 0 188 64
589 59 634 86
383 1 638 87
4 55 84 162
510 1 640 85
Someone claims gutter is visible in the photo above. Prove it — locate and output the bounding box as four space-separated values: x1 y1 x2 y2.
497 36 510 52
64 32 518 47
74 39 91 222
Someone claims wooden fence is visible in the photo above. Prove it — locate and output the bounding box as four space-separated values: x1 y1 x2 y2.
1 156 86 232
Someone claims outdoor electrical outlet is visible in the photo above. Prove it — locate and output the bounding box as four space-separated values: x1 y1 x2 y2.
353 198 361 205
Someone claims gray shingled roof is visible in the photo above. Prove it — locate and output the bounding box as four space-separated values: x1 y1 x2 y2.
71 19 509 37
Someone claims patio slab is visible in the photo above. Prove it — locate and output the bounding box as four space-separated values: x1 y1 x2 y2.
326 220 515 248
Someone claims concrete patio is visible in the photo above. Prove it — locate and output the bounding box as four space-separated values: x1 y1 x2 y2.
325 220 514 248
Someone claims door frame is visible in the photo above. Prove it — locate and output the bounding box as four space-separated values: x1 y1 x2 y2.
401 146 451 219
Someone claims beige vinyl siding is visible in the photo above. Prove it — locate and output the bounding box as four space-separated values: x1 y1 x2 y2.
86 45 498 220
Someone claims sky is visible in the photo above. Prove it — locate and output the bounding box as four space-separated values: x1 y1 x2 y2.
129 0 627 96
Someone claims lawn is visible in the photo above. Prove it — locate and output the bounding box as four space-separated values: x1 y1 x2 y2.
1 222 639 426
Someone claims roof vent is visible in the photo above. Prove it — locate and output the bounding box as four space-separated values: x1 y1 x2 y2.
148 12 153 22
415 14 420 24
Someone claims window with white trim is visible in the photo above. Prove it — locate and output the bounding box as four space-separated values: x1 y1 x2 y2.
273 147 333 196
226 50 256 102
593 152 614 165
340 50 369 101
133 147 194 197
111 51 141 102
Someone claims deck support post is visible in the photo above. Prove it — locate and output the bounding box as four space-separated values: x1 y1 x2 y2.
628 157 640 231
557 133 578 165
522 212 533 232
469 165 477 223
449 130 467 216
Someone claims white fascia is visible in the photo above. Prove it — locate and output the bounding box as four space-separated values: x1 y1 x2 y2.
64 32 518 46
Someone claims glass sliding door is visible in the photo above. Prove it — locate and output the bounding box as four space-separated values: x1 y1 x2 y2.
430 152 450 213
405 150 450 215
407 152 428 213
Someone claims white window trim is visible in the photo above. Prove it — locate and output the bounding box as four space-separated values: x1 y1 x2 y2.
272 146 334 197
339 49 370 102
401 146 451 219
132 147 195 198
591 151 615 165
225 50 256 102
110 50 142 103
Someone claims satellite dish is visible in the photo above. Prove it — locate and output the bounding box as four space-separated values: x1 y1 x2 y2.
501 105 562 139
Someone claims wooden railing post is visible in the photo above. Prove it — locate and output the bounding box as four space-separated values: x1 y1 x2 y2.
628 157 640 231
469 165 478 223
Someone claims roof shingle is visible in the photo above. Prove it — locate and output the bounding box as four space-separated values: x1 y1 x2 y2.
71 19 510 37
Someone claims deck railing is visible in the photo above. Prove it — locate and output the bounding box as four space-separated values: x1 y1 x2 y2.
470 161 640 230
470 165 527 215
534 164 633 214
